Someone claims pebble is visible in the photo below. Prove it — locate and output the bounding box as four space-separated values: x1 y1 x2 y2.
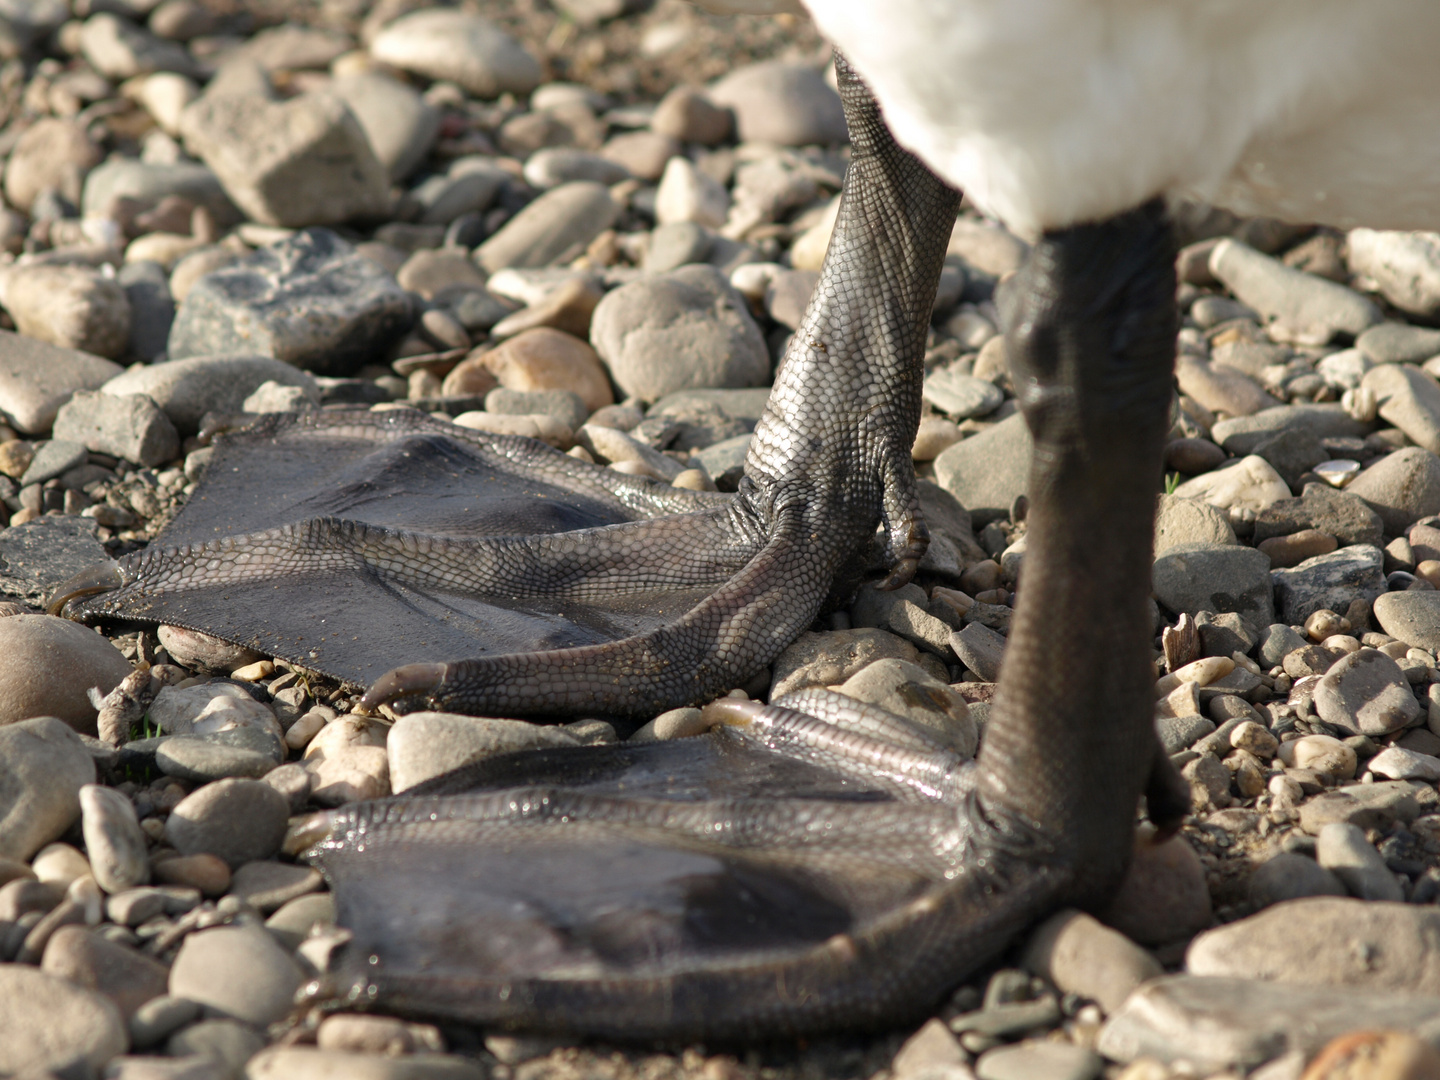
478 328 615 413
226 860 322 914
933 412 1033 526
923 366 1004 420
1020 909 1161 1014
1173 454 1291 516
1099 830 1213 944
2 117 101 214
369 9 541 99
169 923 302 1027
164 778 290 868
18 437 87 487
1153 494 1238 556
476 182 619 274
148 683 280 740
485 388 591 433
0 263 130 360
490 275 604 341
1346 228 1440 318
708 61 847 146
331 72 441 184
152 853 231 897
1270 544 1384 627
1278 734 1358 779
601 131 680 183
1257 528 1338 568
769 628 919 698
52 390 179 468
0 963 127 1078
1315 821 1405 901
1175 355 1278 417
155 734 279 783
655 155 730 228
1375 589 1440 650
102 354 319 433
1153 543 1275 626
950 622 1007 683
1208 239 1381 345
129 995 202 1050
41 923 170 1020
1361 363 1440 454
1248 851 1346 908
32 842 92 888
1312 648 1421 737
1097 974 1440 1073
1347 447 1440 534
976 1042 1101 1080
395 250 490 303
578 422 685 479
387 711 580 793
246 1047 486 1080
180 89 388 228
1357 322 1440 365
1255 484 1384 549
79 12 199 80
80 783 148 895
837 658 977 755
0 614 132 732
315 1014 417 1056
302 714 390 806
1210 403 1369 456
165 1019 267 1076
406 169 506 226
591 264 769 401
167 229 413 376
651 85 733 144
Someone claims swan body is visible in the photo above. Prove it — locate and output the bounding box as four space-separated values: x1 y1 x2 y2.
805 0 1440 235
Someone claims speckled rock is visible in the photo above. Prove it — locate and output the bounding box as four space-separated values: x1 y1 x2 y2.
388 712 580 793
1313 648 1421 736
1270 544 1385 626
0 615 131 733
1153 543 1275 625
0 716 95 861
167 229 413 377
836 658 977 756
591 264 769 401
1347 228 1440 319
1154 494 1238 557
1374 589 1440 651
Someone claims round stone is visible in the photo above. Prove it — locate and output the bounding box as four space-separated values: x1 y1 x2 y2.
0 963 126 1077
163 779 289 868
168 924 304 1027
369 9 541 99
0 615 132 733
0 716 96 862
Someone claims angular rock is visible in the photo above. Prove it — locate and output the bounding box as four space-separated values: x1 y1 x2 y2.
1253 483 1384 549
1313 647 1421 737
0 517 109 607
933 413 1032 526
1347 447 1440 534
78 13 199 79
1363 362 1440 455
369 9 541 99
180 91 389 228
950 622 1006 682
476 182 618 274
1153 543 1275 625
0 615 131 733
81 158 239 228
0 716 95 861
1316 821 1404 901
167 229 413 377
591 264 769 401
1270 544 1384 625
1209 239 1381 345
52 390 178 468
1369 744 1440 782
104 354 320 434
388 712 580 793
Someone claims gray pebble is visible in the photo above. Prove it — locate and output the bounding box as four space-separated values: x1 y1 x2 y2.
976 1042 1101 1080
369 9 541 99
934 413 1032 527
103 355 318 434
226 860 321 914
1347 447 1440 534
0 963 126 1077
644 221 714 273
1210 403 1370 456
163 779 289 868
156 735 278 783
1347 229 1440 319
165 1017 267 1076
1315 821 1405 901
168 924 303 1026
1313 645 1420 737
0 263 131 360
1155 713 1214 754
923 366 1004 420
1153 494 1238 557
264 892 335 951
1247 851 1346 908
130 994 202 1049
79 784 148 894
18 438 88 487
1357 322 1440 365
484 387 590 433
476 182 619 274
387 711 580 794
1209 239 1380 345
0 329 123 436
0 716 96 862
53 390 179 468
330 71 440 184
709 61 846 146
1154 543 1275 626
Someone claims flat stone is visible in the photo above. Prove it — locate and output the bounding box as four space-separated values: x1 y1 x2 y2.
1254 483 1384 548
330 71 440 183
0 517 109 607
1209 239 1381 345
476 182 619 274
147 683 279 740
1347 447 1440 535
79 12 199 79
0 962 127 1077
163 778 289 868
0 716 95 861
1375 589 1440 652
1155 713 1214 754
949 621 1006 682
167 228 413 377
264 892 335 951
128 995 202 1050
42 924 169 1020
226 860 321 913
81 158 239 228
169 923 303 1027
1299 781 1424 833
975 1042 1101 1080
151 853 230 897
1313 645 1420 736
369 9 540 98
1248 851 1346 908
406 168 506 227
1270 544 1384 626
836 658 976 756
80 783 148 894
708 61 846 146
387 711 580 793
179 90 389 228
933 413 1032 527
1097 974 1440 1072
0 614 130 734
1176 355 1279 417
18 438 87 487
1347 229 1440 318
102 354 318 434
1021 908 1162 1015
0 329 123 435
1154 494 1238 556
923 366 1003 420
1153 542 1275 625
1316 821 1404 901
1369 744 1440 782
480 328 614 414
155 734 278 782
484 388 590 433
591 264 769 402
1210 404 1371 456
52 390 179 469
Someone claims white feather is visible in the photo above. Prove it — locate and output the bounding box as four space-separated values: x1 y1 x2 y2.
804 0 1440 235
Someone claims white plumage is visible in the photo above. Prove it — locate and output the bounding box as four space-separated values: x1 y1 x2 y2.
798 0 1440 237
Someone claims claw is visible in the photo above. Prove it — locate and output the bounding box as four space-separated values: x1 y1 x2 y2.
47 562 125 617
358 662 450 714
700 697 764 729
877 555 920 591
